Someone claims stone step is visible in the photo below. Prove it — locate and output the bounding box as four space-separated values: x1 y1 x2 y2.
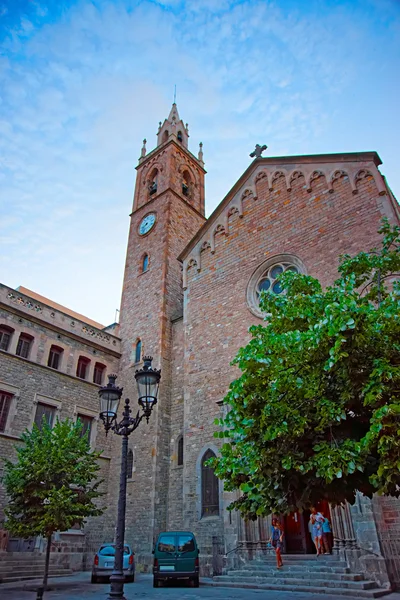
241 564 351 574
215 575 377 591
0 564 67 573
228 569 364 581
0 569 72 582
208 580 390 598
0 572 72 584
251 557 347 567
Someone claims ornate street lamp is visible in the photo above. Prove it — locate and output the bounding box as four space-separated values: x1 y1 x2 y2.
98 356 161 600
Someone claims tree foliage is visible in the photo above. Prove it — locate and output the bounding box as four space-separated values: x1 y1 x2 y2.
212 220 400 518
2 419 104 538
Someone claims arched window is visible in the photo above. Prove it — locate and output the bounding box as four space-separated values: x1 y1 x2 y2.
182 170 191 198
163 130 169 143
16 333 34 359
148 168 158 196
127 449 134 479
177 436 183 466
0 325 14 352
135 339 142 363
142 254 149 273
201 449 219 517
177 130 183 143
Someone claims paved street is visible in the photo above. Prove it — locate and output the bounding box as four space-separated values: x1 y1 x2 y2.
2 573 400 600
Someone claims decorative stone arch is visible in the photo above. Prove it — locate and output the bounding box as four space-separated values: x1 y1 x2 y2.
328 169 354 194
210 223 226 254
306 169 327 193
196 443 223 521
270 170 288 191
353 169 375 194
241 186 257 202
255 169 273 192
246 253 307 319
227 204 242 219
200 240 211 253
288 169 306 191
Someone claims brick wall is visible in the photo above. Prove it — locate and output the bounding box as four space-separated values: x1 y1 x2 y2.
180 159 399 556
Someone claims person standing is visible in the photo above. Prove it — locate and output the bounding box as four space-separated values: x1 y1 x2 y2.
270 519 284 568
321 513 332 554
310 507 324 555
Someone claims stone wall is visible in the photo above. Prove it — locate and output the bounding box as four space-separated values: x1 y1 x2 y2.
0 285 120 558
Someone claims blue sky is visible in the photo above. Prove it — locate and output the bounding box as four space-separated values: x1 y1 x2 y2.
1 0 399 325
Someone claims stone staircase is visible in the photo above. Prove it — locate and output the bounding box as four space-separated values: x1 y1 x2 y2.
212 554 391 598
0 552 73 584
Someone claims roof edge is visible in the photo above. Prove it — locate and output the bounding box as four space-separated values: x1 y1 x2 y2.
178 150 382 262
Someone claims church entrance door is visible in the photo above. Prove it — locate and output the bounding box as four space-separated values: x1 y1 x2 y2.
283 501 331 554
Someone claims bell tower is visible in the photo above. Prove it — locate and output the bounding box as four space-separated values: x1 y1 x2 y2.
133 103 205 215
110 104 206 557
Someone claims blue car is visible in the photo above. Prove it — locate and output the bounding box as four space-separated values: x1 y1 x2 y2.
91 543 135 583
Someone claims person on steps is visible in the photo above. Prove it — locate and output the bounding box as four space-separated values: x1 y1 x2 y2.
321 513 332 554
270 519 284 569
310 507 324 555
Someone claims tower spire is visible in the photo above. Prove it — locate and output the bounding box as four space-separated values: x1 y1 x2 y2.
157 102 189 149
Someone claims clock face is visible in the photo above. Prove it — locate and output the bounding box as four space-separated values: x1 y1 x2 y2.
139 213 156 236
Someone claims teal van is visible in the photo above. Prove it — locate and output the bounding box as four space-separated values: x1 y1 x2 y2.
153 531 199 588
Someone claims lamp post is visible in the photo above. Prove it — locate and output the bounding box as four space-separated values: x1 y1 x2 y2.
98 356 161 600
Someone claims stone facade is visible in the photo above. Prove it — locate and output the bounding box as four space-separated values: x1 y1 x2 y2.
1 103 400 587
0 283 120 560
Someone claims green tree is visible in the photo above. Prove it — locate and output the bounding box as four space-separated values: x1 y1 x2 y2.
2 418 104 594
212 220 400 519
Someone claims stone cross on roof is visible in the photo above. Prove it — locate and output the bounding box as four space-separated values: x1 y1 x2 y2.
250 144 268 159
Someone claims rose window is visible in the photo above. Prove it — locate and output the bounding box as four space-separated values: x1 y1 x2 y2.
256 263 299 299
247 255 305 319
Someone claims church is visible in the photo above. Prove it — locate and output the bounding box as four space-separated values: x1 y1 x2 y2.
0 103 399 589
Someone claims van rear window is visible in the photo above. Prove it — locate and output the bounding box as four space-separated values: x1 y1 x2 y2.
99 545 130 556
177 534 195 553
158 535 175 552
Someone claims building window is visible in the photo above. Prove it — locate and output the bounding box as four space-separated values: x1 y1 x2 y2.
93 362 106 385
182 170 191 198
163 130 169 143
201 449 219 517
0 326 14 351
0 392 13 432
177 130 183 142
127 449 134 479
16 333 33 359
142 254 149 273
76 356 90 380
148 168 158 196
246 254 306 319
77 414 93 442
177 436 183 466
256 262 299 297
135 340 142 364
48 345 63 370
34 402 56 430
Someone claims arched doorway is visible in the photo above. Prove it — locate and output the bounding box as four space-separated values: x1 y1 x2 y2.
284 500 331 554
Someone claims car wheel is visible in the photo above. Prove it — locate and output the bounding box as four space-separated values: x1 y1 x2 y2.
91 574 97 584
192 576 199 588
153 578 159 588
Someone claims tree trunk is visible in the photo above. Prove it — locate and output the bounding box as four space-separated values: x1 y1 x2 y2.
43 534 52 587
